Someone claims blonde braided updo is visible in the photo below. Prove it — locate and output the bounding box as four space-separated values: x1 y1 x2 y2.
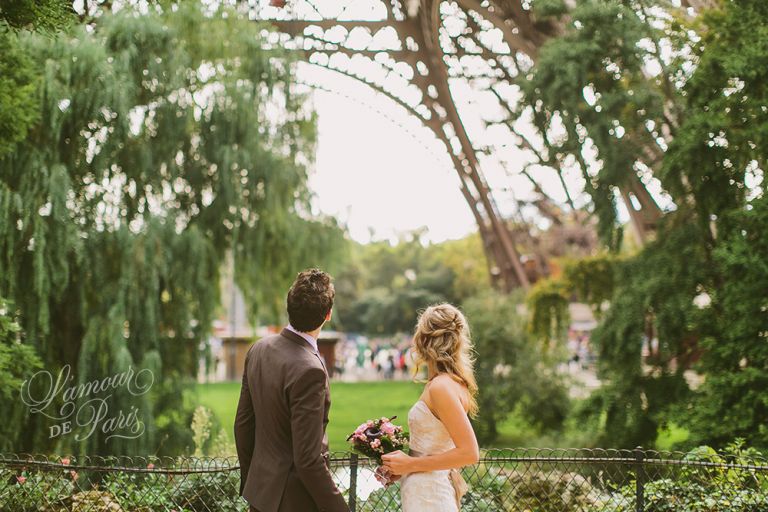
413 303 478 417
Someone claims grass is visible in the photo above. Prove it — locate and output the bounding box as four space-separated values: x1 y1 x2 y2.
197 381 422 451
197 381 694 454
656 423 691 451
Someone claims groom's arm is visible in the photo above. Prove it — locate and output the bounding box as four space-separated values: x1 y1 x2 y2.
290 366 349 512
234 349 255 496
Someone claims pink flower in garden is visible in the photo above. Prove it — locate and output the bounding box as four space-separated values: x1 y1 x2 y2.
61 457 70 466
370 439 381 450
16 476 26 484
380 422 396 435
70 470 79 481
147 463 155 470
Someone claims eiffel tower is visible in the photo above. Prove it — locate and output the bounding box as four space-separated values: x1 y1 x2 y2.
260 0 670 291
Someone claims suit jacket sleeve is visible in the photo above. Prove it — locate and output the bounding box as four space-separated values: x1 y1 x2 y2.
290 366 349 512
234 349 255 496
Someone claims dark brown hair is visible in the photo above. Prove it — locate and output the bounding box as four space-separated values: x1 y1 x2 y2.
286 268 335 332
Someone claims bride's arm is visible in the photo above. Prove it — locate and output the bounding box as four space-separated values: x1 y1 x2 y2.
382 377 479 475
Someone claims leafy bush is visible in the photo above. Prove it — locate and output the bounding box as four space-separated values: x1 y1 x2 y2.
463 291 570 444
0 466 75 512
0 298 42 452
102 470 176 511
593 442 768 512
2 443 767 511
170 470 245 512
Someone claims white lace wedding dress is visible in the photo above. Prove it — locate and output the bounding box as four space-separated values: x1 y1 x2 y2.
400 400 463 511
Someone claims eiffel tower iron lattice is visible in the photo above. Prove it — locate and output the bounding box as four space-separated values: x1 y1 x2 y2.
256 0 675 290
261 0 532 291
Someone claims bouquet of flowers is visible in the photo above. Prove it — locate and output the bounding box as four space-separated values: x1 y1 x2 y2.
347 415 409 465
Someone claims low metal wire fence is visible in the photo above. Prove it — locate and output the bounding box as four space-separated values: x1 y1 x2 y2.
2 448 767 511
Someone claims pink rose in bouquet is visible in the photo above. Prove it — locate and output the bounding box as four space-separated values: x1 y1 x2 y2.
347 416 409 463
346 415 409 485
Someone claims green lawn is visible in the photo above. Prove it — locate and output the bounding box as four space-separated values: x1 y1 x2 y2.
197 381 422 452
199 381 689 452
656 423 691 451
197 381 610 451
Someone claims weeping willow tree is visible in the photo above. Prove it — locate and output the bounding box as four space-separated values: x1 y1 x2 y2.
0 3 346 455
0 0 72 158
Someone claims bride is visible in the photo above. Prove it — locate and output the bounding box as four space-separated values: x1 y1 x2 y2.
381 303 480 511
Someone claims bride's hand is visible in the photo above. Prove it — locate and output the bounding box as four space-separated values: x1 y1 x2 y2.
374 466 401 487
381 450 414 476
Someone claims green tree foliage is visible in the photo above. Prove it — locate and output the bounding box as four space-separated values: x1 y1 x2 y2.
660 1 768 223
0 29 39 158
523 0 682 248
332 235 568 447
525 277 570 346
333 231 490 335
464 291 569 444
526 0 768 449
525 254 617 345
0 4 345 454
0 298 43 452
335 233 445 335
427 232 490 299
669 0 768 449
687 195 768 448
0 0 73 158
562 255 617 321
585 223 705 447
0 0 72 31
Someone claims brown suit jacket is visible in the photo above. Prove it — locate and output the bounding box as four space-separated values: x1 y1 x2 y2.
234 328 349 512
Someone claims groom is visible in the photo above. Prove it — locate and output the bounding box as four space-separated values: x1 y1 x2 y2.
235 269 349 512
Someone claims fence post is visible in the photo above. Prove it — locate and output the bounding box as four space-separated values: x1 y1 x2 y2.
634 446 645 512
348 453 358 512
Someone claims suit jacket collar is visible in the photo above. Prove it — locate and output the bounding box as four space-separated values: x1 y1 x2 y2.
285 324 319 352
280 327 312 349
281 327 329 376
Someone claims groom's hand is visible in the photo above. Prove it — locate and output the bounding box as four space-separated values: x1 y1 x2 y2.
381 450 414 476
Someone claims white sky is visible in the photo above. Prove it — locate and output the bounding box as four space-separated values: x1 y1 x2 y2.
306 76 478 244
301 64 585 244
302 67 599 244
278 0 586 245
